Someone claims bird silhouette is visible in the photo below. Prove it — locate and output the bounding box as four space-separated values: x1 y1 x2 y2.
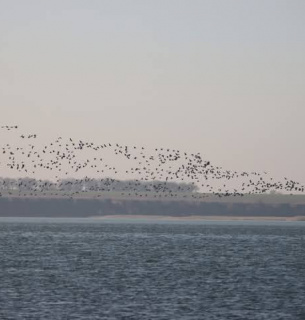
0 126 304 200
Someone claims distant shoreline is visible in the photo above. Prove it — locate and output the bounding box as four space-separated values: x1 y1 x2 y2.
1 196 305 219
91 215 305 222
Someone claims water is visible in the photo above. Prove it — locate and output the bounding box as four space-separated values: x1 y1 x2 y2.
0 218 304 319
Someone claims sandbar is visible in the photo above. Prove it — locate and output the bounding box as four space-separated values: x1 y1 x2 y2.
91 215 305 221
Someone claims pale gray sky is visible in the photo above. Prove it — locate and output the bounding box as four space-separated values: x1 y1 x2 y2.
1 0 305 182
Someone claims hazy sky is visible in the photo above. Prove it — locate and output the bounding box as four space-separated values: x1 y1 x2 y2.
1 1 305 182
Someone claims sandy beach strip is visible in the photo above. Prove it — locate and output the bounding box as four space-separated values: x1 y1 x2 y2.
91 215 305 221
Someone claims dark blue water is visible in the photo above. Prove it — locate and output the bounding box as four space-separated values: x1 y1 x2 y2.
0 218 304 319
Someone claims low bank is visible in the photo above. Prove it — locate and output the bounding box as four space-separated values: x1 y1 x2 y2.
0 197 305 218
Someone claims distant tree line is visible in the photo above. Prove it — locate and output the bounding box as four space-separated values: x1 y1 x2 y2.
1 197 305 218
0 177 199 193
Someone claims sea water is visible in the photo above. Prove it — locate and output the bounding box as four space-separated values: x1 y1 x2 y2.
0 218 304 319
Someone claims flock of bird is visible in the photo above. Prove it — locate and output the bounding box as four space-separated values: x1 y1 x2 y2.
1 125 304 200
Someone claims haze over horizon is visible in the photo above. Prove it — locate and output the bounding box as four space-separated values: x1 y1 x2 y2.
1 1 305 183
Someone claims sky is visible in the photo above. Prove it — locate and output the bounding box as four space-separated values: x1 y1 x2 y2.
1 0 305 183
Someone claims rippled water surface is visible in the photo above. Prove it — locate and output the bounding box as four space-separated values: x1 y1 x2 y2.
0 218 304 319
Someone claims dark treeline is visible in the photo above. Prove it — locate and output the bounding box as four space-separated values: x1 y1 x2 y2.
0 197 304 218
0 177 198 194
